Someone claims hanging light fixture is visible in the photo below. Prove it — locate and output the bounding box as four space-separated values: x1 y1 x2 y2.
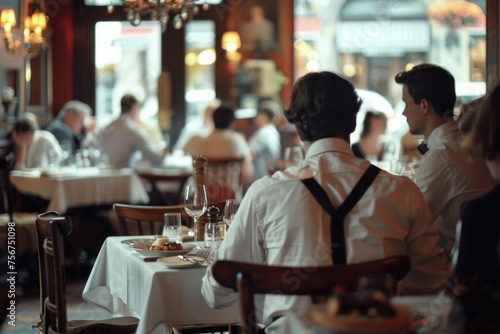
0 2 49 58
118 0 211 33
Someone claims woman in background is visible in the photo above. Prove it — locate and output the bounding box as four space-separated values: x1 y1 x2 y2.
351 110 387 161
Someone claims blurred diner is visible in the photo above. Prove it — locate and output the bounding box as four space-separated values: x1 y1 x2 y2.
100 93 167 168
351 110 388 161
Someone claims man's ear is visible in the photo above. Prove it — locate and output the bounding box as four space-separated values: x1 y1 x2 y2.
420 98 432 115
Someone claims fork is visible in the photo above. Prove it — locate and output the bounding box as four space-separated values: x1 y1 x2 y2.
177 255 204 265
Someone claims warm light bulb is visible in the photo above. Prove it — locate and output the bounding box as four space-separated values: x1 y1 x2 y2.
1 9 17 28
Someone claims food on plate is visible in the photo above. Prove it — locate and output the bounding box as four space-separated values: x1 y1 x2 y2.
149 236 183 251
327 286 396 318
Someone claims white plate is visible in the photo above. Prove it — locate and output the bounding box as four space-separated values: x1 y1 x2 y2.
122 238 196 257
157 256 206 269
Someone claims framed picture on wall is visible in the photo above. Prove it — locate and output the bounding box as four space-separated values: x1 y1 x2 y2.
234 0 281 54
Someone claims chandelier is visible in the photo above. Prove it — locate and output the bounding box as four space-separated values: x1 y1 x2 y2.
0 3 48 58
119 0 211 32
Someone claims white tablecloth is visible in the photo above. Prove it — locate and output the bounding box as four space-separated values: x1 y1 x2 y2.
82 236 239 334
10 167 149 213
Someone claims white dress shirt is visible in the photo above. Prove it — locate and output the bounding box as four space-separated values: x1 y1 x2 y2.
249 124 281 179
416 121 496 253
18 130 63 169
202 138 450 332
100 115 164 168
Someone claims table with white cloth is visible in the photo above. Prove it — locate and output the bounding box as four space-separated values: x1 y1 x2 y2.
10 167 149 213
83 236 239 334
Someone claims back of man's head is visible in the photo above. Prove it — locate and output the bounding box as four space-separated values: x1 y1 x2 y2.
58 100 91 120
285 71 361 141
258 100 280 124
14 114 38 134
395 63 456 118
121 94 139 114
213 102 236 129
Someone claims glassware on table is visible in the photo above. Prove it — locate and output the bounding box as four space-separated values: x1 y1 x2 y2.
183 185 207 241
205 221 225 263
223 199 239 229
162 213 182 243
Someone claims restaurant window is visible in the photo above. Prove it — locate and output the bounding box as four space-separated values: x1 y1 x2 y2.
94 21 162 128
294 0 486 141
184 20 216 126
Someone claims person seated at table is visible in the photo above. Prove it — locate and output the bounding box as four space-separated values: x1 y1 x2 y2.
201 71 450 333
173 99 219 152
183 101 254 191
455 83 500 290
394 63 495 255
12 113 63 170
249 101 281 179
45 100 92 155
100 94 167 168
351 110 387 161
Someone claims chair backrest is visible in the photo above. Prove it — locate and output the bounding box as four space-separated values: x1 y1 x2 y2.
0 133 14 221
204 157 244 202
137 169 192 205
113 201 225 237
35 211 73 334
212 255 411 334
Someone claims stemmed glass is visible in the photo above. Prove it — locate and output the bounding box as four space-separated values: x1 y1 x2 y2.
223 199 239 230
183 185 207 241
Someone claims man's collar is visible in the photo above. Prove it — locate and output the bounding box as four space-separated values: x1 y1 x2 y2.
427 121 459 149
305 138 353 159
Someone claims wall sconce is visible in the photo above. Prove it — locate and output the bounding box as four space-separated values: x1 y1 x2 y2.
0 3 48 59
222 31 241 62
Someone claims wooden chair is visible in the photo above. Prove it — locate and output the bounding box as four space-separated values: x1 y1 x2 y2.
35 211 139 333
212 256 411 334
204 157 244 202
113 201 225 242
137 169 192 205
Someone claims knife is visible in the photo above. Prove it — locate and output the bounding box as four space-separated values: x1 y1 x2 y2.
143 257 162 262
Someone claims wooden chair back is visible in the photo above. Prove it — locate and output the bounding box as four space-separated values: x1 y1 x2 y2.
35 211 139 334
212 255 411 334
203 156 244 202
137 169 192 205
113 201 225 240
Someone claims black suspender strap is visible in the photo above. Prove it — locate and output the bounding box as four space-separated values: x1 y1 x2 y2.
301 164 380 265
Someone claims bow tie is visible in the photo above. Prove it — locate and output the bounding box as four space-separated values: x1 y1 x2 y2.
417 142 429 155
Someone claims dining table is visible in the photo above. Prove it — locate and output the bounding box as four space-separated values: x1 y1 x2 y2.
9 166 150 213
82 236 239 334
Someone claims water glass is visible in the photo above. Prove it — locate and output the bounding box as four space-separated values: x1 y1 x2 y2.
163 213 182 243
223 199 239 228
205 222 225 263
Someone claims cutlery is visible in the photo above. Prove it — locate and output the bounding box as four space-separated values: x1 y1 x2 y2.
177 255 203 265
143 257 162 262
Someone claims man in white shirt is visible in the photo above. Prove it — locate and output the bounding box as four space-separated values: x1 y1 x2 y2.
202 71 450 332
100 94 166 168
249 101 281 179
183 102 254 196
395 63 495 254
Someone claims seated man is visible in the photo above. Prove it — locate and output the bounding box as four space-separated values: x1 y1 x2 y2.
395 64 495 254
202 71 450 332
100 94 166 168
249 101 281 179
12 113 62 170
45 100 91 155
183 101 254 199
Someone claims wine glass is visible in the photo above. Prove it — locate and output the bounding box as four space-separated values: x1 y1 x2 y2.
223 199 239 230
183 185 207 241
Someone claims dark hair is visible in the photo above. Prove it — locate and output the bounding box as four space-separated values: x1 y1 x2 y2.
462 83 500 161
213 102 236 129
285 71 362 141
360 111 387 138
395 63 456 118
13 116 37 134
120 94 139 114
